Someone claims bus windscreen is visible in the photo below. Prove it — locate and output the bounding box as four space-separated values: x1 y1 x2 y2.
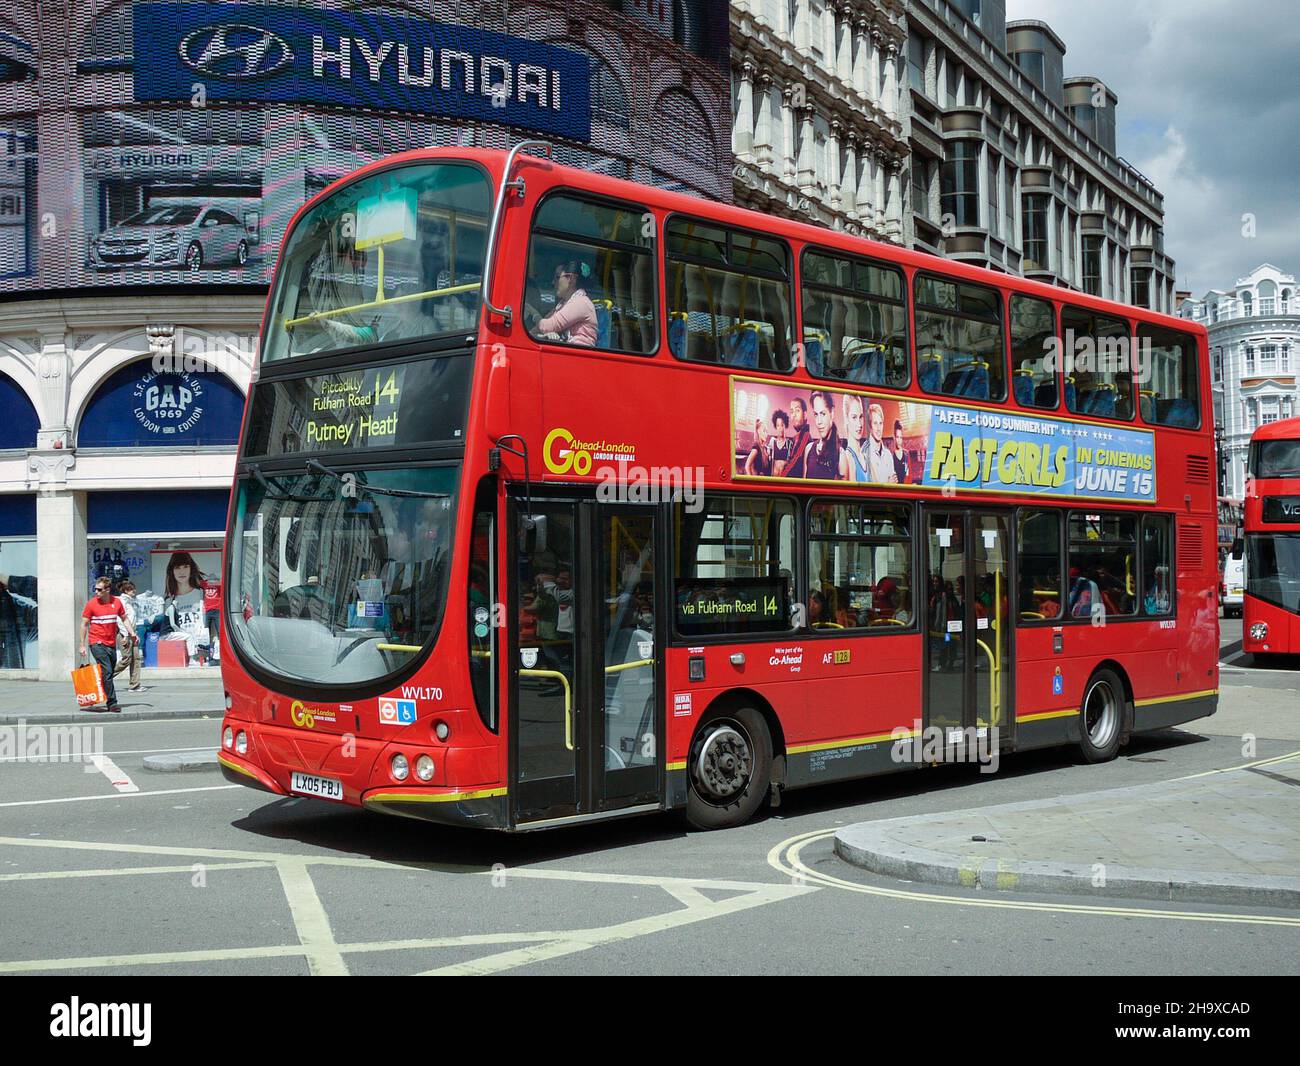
262 162 491 362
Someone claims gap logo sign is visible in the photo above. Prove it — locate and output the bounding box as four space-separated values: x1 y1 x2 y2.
133 2 592 142
378 697 418 726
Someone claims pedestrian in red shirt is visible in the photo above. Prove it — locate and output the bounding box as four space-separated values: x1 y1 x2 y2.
80 577 137 712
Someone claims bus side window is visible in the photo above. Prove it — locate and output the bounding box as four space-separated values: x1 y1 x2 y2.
525 193 657 354
1009 294 1058 409
1018 510 1062 621
913 274 1006 402
1141 514 1174 615
1062 306 1133 420
1137 325 1200 429
665 217 793 372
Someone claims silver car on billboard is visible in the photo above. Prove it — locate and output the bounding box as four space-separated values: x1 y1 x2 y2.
90 203 251 271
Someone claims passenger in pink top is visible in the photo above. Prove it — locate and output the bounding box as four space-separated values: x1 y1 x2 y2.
536 260 598 347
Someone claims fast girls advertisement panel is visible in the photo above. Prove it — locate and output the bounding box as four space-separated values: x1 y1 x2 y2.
731 377 1158 503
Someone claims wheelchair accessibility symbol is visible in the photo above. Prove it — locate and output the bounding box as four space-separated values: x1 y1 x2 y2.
1052 667 1064 696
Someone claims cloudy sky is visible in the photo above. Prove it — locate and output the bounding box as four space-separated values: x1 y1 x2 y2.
1005 0 1300 296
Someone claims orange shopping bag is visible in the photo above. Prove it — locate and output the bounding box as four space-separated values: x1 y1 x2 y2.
71 661 106 709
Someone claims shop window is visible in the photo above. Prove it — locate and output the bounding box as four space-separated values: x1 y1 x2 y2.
1141 514 1173 616
0 373 39 449
1067 512 1137 619
801 248 908 387
0 502 38 669
914 273 1006 401
1137 325 1199 428
666 217 793 372
807 502 912 629
1009 294 1057 408
77 359 244 447
525 193 656 353
674 495 795 636
1061 305 1133 420
1018 510 1062 621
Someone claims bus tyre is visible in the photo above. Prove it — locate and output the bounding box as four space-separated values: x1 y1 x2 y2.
685 707 772 830
1078 668 1125 763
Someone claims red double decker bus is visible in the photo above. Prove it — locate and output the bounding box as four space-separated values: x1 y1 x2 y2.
1242 416 1300 658
218 144 1219 831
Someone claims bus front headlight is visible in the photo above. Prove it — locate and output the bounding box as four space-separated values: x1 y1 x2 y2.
415 754 435 782
1250 622 1268 642
390 753 409 781
223 727 233 749
235 731 248 755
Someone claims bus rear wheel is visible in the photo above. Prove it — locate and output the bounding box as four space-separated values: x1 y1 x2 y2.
1078 668 1125 763
685 707 772 830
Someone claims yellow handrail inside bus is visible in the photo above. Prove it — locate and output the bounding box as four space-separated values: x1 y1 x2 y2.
376 643 422 653
518 668 573 751
605 658 653 675
285 282 479 328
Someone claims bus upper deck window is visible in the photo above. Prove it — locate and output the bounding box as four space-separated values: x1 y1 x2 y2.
913 274 1006 402
1061 306 1133 420
666 217 794 373
1137 325 1200 429
524 194 657 354
263 162 490 362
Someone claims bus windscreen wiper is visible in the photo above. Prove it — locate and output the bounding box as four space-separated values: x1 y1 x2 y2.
247 463 320 502
306 459 452 500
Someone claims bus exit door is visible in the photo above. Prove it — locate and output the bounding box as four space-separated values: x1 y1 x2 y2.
922 509 1014 752
508 498 663 827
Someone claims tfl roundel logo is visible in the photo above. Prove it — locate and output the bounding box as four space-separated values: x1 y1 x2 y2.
378 698 418 726
179 24 294 79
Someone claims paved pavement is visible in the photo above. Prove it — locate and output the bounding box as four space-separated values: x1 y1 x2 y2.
0 676 224 725
834 611 1300 907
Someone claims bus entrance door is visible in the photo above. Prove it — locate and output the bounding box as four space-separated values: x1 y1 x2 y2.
922 509 1013 759
509 499 662 827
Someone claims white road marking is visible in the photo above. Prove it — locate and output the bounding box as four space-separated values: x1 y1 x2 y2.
0 785 238 808
0 746 219 763
87 754 138 793
0 833 812 976
277 860 349 977
0 861 270 882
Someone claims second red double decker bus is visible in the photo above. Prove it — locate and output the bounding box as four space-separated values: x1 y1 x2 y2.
1242 416 1300 658
218 143 1220 831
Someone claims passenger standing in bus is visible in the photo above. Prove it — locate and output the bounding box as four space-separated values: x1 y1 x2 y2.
535 259 598 347
839 393 871 483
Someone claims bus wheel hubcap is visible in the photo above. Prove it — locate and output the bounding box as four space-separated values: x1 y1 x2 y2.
695 724 751 801
1085 681 1118 748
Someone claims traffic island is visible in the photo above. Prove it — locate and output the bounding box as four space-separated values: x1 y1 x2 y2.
834 754 1300 909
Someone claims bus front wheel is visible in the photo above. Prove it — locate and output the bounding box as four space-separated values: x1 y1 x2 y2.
1078 668 1125 763
685 707 772 830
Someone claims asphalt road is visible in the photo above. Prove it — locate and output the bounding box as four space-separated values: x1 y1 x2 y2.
1 625 1298 976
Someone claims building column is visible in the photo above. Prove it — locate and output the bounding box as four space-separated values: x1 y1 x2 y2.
733 59 755 163
842 133 858 216
796 105 816 190
854 18 871 101
828 120 843 214
874 149 887 229
883 43 898 122
836 4 854 85
781 84 797 183
35 489 88 681
794 0 810 51
753 73 775 169
857 137 874 219
870 30 883 113
887 158 903 235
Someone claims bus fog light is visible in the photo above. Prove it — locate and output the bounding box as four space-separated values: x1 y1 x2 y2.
235 731 248 755
391 753 409 781
434 720 450 741
415 754 435 782
223 727 234 749
1250 622 1269 641
225 692 233 710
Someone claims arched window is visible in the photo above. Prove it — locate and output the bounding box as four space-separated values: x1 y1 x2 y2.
1281 288 1292 314
78 358 244 447
654 88 718 177
547 42 630 132
0 373 39 449
1258 279 1277 316
1241 291 1254 317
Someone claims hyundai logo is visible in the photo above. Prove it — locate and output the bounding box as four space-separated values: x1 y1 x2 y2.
179 23 293 79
